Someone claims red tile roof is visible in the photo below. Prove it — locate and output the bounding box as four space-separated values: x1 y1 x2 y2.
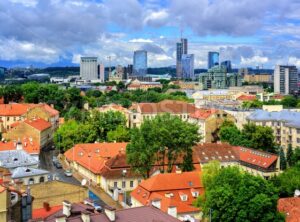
189 108 218 120
237 94 257 101
24 118 52 131
64 143 128 174
0 104 37 116
32 205 63 219
278 197 300 222
0 139 40 155
131 172 204 214
135 100 196 114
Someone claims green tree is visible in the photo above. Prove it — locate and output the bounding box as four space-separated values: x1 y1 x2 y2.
286 144 293 167
271 162 300 197
199 166 284 222
279 147 287 170
107 125 130 142
290 147 300 166
282 95 298 108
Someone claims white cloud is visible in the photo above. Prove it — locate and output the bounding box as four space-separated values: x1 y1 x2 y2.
288 57 300 67
240 56 269 66
129 38 153 43
9 0 37 7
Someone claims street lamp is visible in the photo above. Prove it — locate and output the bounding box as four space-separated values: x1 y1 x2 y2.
122 169 127 205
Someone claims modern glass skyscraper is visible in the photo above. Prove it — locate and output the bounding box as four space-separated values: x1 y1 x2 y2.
133 50 147 76
208 52 219 69
182 54 194 79
221 60 232 72
176 38 188 78
274 65 298 95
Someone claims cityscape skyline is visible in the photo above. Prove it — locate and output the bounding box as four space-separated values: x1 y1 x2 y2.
0 0 300 69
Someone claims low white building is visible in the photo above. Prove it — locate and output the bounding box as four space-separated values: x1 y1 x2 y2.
11 167 49 185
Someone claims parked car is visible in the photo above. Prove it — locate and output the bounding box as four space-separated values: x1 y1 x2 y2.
64 169 72 177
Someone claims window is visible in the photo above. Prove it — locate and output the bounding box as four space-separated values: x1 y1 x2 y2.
133 115 136 120
180 194 188 201
114 181 118 188
297 129 300 134
130 181 134 188
39 176 45 183
122 181 126 188
297 138 300 144
29 178 34 185
7 117 9 121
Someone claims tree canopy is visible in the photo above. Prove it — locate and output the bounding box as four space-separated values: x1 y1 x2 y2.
126 113 200 178
197 163 284 222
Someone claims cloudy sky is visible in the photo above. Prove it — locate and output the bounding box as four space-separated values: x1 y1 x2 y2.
0 0 300 69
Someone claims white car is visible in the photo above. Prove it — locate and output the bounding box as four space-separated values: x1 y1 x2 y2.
64 170 73 177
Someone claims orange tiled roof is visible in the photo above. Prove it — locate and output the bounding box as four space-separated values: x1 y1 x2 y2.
24 118 52 131
189 108 218 120
237 94 257 101
39 104 59 117
278 197 300 222
136 100 196 114
64 143 128 174
0 139 40 155
131 172 204 214
33 205 63 219
0 104 38 116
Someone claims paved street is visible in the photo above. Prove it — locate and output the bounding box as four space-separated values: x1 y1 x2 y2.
39 149 122 209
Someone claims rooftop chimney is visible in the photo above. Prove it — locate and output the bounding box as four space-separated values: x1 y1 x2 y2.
62 200 71 217
81 211 91 222
104 206 116 221
16 141 23 150
167 206 177 218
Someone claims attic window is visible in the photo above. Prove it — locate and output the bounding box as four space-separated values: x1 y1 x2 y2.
25 169 31 172
188 181 193 186
180 194 188 201
13 158 18 161
191 191 199 198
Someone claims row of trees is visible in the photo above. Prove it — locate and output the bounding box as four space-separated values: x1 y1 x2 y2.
196 161 285 222
219 120 276 153
242 95 300 109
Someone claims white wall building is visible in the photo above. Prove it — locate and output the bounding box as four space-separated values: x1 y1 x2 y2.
274 65 298 95
80 57 98 81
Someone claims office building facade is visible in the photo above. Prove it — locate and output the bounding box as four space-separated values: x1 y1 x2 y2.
133 50 147 76
176 38 188 78
221 60 232 72
80 57 98 81
208 52 219 69
98 63 105 82
274 65 298 95
182 54 195 79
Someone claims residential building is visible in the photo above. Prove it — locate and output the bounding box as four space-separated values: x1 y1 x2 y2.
0 103 59 133
98 63 105 82
193 143 280 179
3 118 53 150
64 143 128 186
131 172 204 220
244 73 272 83
24 180 88 210
277 197 300 222
171 81 200 90
189 109 235 142
176 38 188 78
247 109 300 151
133 50 147 76
127 79 162 91
29 201 181 222
208 51 219 69
80 57 98 81
256 93 284 102
129 100 196 128
274 65 298 95
109 65 124 83
181 54 195 79
221 60 232 72
11 167 49 185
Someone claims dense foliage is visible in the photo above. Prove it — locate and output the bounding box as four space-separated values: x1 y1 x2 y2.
219 120 276 153
126 114 201 178
196 162 284 222
242 96 300 109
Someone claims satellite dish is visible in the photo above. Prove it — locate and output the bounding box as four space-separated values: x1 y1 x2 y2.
295 189 300 197
81 179 87 186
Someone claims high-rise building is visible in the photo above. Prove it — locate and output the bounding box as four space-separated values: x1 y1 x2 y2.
221 60 232 72
208 52 219 69
182 54 195 79
133 50 147 76
274 65 299 95
176 38 188 78
80 57 98 81
98 63 105 82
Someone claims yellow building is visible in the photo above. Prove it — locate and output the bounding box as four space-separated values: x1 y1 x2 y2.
244 74 272 83
0 186 8 222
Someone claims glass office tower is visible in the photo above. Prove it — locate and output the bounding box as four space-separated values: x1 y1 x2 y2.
133 50 147 76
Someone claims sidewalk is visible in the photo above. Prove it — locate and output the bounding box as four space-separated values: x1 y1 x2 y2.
58 154 123 210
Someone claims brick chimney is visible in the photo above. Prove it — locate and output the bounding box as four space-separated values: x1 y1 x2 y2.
104 206 116 221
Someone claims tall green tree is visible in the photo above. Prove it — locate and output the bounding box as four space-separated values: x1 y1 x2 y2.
198 166 284 222
279 147 287 170
107 125 130 142
286 144 293 167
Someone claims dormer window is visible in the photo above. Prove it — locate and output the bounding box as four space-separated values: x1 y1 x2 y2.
191 191 199 198
180 194 188 201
